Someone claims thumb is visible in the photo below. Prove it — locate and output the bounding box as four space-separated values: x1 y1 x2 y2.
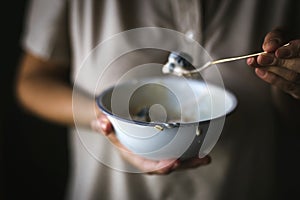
91 115 113 135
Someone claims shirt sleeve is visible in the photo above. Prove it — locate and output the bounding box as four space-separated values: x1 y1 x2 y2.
21 0 70 63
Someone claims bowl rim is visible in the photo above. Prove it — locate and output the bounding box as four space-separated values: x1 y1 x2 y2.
96 80 238 129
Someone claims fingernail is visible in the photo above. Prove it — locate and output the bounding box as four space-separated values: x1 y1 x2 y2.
267 38 280 47
256 69 266 77
247 57 254 65
100 122 108 132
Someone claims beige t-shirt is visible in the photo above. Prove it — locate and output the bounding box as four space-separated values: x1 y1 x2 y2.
22 0 299 199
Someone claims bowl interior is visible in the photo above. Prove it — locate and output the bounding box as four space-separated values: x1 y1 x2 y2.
97 76 237 126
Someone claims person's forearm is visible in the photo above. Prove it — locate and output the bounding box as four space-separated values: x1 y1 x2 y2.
17 75 75 125
16 53 96 128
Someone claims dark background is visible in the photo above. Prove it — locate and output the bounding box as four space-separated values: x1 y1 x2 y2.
1 1 299 200
1 1 69 200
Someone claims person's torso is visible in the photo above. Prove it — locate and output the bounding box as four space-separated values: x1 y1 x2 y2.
68 1 300 199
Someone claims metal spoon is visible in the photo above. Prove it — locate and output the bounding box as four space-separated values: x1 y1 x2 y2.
163 43 289 76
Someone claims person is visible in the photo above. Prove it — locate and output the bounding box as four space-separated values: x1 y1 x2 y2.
15 0 300 199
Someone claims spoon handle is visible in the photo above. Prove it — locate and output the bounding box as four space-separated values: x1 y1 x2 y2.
188 43 290 74
210 51 266 65
188 51 266 74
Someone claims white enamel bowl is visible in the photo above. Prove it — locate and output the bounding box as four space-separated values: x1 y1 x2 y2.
96 76 237 160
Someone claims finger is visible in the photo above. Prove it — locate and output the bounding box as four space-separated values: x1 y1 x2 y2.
257 53 276 66
98 115 113 133
255 68 300 99
257 53 300 74
174 155 211 170
146 156 212 174
261 66 300 84
91 115 113 135
106 131 123 146
247 57 260 68
263 28 288 52
276 39 300 59
127 154 178 174
147 160 179 175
